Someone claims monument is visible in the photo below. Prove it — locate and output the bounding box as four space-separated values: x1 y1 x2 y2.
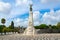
23 4 36 35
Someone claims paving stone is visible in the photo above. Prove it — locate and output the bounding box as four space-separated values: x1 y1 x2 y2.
0 34 60 40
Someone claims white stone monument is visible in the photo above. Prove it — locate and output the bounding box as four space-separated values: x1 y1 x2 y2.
23 4 36 35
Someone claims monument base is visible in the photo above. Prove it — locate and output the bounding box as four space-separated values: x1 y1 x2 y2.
23 26 36 35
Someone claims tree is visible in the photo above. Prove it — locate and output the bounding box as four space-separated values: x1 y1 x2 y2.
9 21 14 29
0 25 6 35
34 26 40 29
48 25 52 29
39 24 48 29
34 24 48 29
11 21 14 29
9 21 14 33
3 27 7 35
52 25 58 29
57 22 60 32
1 18 6 25
0 25 3 35
1 18 6 35
57 22 60 29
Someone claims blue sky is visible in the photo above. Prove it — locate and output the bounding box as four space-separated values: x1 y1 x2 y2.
0 0 60 27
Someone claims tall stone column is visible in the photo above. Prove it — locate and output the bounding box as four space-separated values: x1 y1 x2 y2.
29 4 33 28
23 4 36 35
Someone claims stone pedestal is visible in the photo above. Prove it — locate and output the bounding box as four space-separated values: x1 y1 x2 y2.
23 26 36 35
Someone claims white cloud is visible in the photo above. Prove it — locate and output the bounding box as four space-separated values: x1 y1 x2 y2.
40 0 60 4
6 0 33 21
0 0 60 27
42 9 60 25
39 0 60 9
14 18 28 27
0 2 11 26
0 2 11 14
15 0 32 6
41 0 47 3
1 8 60 27
5 9 60 27
14 18 22 26
0 0 33 27
13 11 41 27
8 0 33 18
33 11 42 26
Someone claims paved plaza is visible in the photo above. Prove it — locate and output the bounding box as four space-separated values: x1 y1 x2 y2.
0 33 60 40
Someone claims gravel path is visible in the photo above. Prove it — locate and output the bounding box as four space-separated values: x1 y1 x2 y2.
0 33 60 40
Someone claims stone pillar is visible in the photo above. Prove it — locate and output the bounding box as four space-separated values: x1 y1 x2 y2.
23 4 36 35
29 4 33 28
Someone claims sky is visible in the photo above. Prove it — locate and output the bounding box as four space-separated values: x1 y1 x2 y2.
0 0 60 27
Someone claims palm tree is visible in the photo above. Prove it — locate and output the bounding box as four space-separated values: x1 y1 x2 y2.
1 18 6 35
1 18 6 25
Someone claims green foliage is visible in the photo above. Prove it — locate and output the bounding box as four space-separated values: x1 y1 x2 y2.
34 24 59 29
48 25 52 29
9 25 12 29
57 22 60 29
0 25 6 32
39 24 48 29
3 27 11 32
9 21 14 29
34 26 40 29
0 18 6 35
11 21 14 29
0 25 3 32
1 18 6 24
52 25 58 29
8 26 14 32
3 27 7 32
35 24 48 29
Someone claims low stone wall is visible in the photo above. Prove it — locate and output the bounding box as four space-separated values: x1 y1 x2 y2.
52 29 60 33
36 29 60 33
